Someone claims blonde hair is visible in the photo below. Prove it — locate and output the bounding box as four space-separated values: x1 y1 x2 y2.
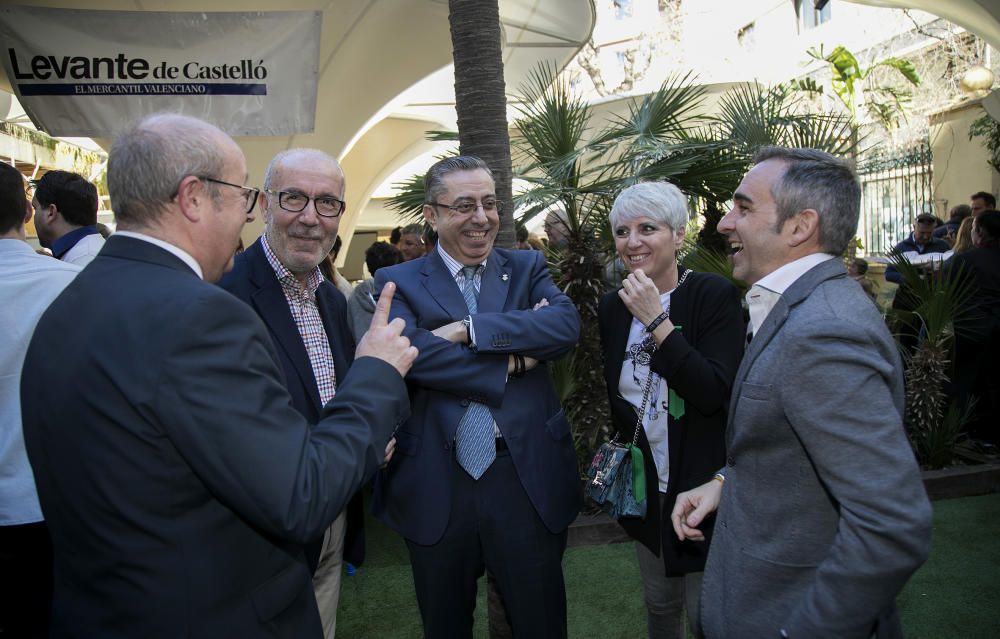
953 216 975 254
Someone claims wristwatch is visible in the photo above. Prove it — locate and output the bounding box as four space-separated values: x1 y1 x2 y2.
462 315 473 344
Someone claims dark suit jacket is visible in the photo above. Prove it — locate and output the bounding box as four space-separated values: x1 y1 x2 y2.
700 259 932 639
21 235 408 639
372 247 582 545
598 269 744 575
218 238 364 569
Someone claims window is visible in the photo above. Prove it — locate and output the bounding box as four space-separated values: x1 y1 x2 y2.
797 0 831 30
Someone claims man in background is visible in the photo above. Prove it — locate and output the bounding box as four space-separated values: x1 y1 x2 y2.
219 148 369 638
933 204 971 244
0 162 80 638
673 146 931 638
31 170 105 266
885 212 950 284
21 113 414 638
398 223 426 261
347 241 403 344
970 190 996 217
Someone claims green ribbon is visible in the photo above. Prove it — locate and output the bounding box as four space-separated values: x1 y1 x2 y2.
668 389 685 419
628 444 646 504
666 324 685 419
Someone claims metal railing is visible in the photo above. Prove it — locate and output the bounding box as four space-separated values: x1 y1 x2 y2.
857 141 934 255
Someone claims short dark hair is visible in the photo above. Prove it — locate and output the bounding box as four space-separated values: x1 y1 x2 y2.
949 204 972 222
0 163 28 234
389 226 402 244
915 213 937 226
976 210 1000 247
401 223 423 237
423 156 493 205
972 191 996 209
752 146 860 254
34 170 99 227
365 241 403 275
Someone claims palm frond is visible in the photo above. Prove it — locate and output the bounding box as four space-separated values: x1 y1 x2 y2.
384 173 427 221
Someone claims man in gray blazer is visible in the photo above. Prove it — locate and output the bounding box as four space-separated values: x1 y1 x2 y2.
671 146 932 639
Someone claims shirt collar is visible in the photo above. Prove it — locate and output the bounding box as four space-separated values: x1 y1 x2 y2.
261 233 323 295
745 252 834 336
51 225 100 259
436 242 487 279
113 230 203 279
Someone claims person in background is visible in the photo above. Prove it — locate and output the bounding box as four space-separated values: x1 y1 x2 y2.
970 191 996 217
934 204 971 244
31 170 105 266
398 223 426 261
948 211 1000 445
544 209 571 249
320 235 355 298
347 241 403 344
599 181 744 639
0 162 81 639
673 146 931 639
885 213 950 284
952 216 976 255
390 226 402 248
847 257 877 302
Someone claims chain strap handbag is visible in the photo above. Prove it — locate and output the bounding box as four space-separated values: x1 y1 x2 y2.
585 368 654 520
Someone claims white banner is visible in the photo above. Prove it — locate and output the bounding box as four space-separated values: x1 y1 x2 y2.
0 7 320 137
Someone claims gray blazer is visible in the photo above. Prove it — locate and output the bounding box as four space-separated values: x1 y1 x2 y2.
700 258 932 639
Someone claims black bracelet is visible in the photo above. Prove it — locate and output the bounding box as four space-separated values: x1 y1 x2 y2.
512 354 526 378
645 311 669 333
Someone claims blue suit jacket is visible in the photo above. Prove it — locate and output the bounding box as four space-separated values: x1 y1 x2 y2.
219 238 355 425
373 247 582 545
219 238 363 568
22 235 408 638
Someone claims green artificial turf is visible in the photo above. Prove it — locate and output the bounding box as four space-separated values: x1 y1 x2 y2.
337 493 1000 638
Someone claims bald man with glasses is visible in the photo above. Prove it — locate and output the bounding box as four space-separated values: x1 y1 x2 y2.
219 148 380 638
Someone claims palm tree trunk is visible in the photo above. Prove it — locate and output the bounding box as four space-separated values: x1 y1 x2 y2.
448 0 515 249
448 4 516 634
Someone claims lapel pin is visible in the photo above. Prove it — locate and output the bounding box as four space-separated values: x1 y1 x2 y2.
501 273 509 282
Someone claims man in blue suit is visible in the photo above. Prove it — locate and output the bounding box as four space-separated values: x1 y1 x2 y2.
219 148 373 638
374 156 581 638
21 113 416 638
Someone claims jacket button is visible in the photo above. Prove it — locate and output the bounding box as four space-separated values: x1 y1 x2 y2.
726 455 735 467
460 399 470 407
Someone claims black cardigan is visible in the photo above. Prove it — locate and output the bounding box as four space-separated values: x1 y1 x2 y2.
598 268 745 575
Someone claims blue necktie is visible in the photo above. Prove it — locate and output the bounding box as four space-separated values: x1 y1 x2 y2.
455 265 496 479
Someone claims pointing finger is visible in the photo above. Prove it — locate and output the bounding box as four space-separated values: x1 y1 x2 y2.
371 282 396 329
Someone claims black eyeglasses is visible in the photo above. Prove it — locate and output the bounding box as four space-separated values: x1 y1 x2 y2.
266 189 345 218
200 177 259 214
429 198 503 216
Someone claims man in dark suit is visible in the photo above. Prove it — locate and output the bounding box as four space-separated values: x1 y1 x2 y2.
373 156 581 638
20 113 416 639
672 147 932 639
218 148 370 638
